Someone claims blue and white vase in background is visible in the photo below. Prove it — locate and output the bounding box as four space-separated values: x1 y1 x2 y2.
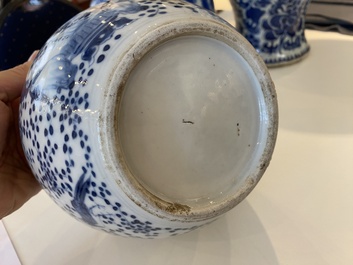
90 0 215 11
20 0 278 238
185 0 214 11
231 0 311 67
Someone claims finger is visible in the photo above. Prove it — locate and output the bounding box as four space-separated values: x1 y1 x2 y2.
0 102 10 162
11 98 28 166
0 51 38 103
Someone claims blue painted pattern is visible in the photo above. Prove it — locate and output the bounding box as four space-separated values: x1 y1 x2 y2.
232 0 310 65
90 0 215 11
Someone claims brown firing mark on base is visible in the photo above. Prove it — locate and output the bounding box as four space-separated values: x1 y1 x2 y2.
165 203 191 214
155 201 191 215
182 119 194 125
260 163 267 170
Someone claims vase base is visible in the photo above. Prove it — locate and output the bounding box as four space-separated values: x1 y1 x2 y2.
261 43 311 68
118 35 263 208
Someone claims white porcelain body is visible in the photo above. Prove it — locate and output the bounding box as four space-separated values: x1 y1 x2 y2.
20 0 278 238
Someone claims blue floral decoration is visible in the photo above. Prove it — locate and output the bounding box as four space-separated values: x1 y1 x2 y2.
232 0 310 65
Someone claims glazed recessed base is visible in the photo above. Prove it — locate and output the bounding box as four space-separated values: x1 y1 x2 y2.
101 18 277 221
119 35 263 208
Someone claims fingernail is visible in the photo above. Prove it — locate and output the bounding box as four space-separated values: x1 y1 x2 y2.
27 50 39 62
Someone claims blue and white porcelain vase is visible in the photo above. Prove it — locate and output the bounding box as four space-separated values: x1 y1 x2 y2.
20 0 278 238
185 0 214 11
90 0 215 11
231 0 311 66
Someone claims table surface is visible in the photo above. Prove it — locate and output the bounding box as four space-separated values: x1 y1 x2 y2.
3 1 353 264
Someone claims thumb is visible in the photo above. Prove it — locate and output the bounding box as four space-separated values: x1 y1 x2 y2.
0 51 39 103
